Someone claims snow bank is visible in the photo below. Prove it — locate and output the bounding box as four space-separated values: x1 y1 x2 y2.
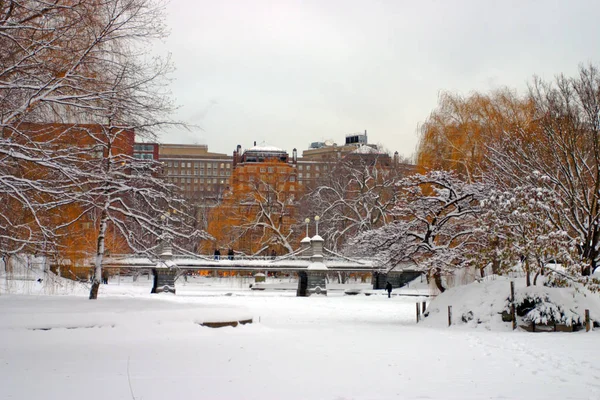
421 275 600 330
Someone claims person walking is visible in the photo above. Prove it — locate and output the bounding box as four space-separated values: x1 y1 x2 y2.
227 248 234 260
385 281 392 298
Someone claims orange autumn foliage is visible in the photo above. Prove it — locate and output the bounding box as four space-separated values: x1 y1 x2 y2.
416 89 536 180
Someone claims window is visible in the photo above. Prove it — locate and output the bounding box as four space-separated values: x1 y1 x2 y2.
306 165 311 171
174 161 179 167
260 167 266 173
268 167 274 173
200 170 204 176
306 173 311 178
315 165 320 171
220 163 225 168
194 178 198 183
213 163 218 168
187 178 191 183
298 173 303 179
290 185 295 191
200 178 205 183
226 164 231 169
298 165 303 170
212 178 217 184
290 176 296 182
167 161 172 167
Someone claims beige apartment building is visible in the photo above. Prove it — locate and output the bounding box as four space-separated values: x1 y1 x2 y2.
158 144 232 204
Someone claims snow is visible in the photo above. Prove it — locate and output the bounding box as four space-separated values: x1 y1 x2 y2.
1 272 600 399
307 261 328 270
246 145 285 153
421 275 600 330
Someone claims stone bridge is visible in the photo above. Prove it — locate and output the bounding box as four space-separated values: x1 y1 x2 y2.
100 235 420 296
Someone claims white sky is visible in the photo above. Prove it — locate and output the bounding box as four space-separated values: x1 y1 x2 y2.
155 0 600 159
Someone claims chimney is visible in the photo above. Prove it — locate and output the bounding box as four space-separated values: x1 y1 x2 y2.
292 148 297 164
254 141 256 146
394 151 399 166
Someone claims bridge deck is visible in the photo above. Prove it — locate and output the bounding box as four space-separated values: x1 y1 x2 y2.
98 255 382 272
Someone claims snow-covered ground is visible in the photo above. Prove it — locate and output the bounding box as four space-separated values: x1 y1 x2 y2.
1 274 599 400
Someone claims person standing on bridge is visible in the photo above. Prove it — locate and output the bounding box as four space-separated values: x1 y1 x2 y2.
228 248 234 260
386 281 392 298
214 248 221 260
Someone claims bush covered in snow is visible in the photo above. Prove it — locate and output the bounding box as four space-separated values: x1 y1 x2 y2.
421 275 600 330
509 290 581 326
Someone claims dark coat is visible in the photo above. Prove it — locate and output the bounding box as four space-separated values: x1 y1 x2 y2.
385 282 392 292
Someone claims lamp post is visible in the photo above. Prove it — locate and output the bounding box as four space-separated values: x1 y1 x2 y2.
304 217 310 237
314 215 320 236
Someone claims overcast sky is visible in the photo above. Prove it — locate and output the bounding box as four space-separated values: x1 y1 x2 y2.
155 0 600 159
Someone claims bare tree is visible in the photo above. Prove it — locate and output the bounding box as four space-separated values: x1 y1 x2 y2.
207 161 298 255
487 64 600 276
0 1 203 299
477 174 576 286
347 171 484 293
304 153 404 251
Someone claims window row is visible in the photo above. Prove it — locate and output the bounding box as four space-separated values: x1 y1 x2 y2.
133 153 154 159
166 169 230 177
168 177 227 184
166 161 231 169
297 164 328 171
134 144 155 152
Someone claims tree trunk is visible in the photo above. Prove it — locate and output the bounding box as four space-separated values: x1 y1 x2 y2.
533 271 540 286
89 281 100 299
89 207 109 300
491 257 500 275
524 258 531 287
432 269 445 293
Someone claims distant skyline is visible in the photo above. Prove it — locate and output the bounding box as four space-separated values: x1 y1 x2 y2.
154 0 600 159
